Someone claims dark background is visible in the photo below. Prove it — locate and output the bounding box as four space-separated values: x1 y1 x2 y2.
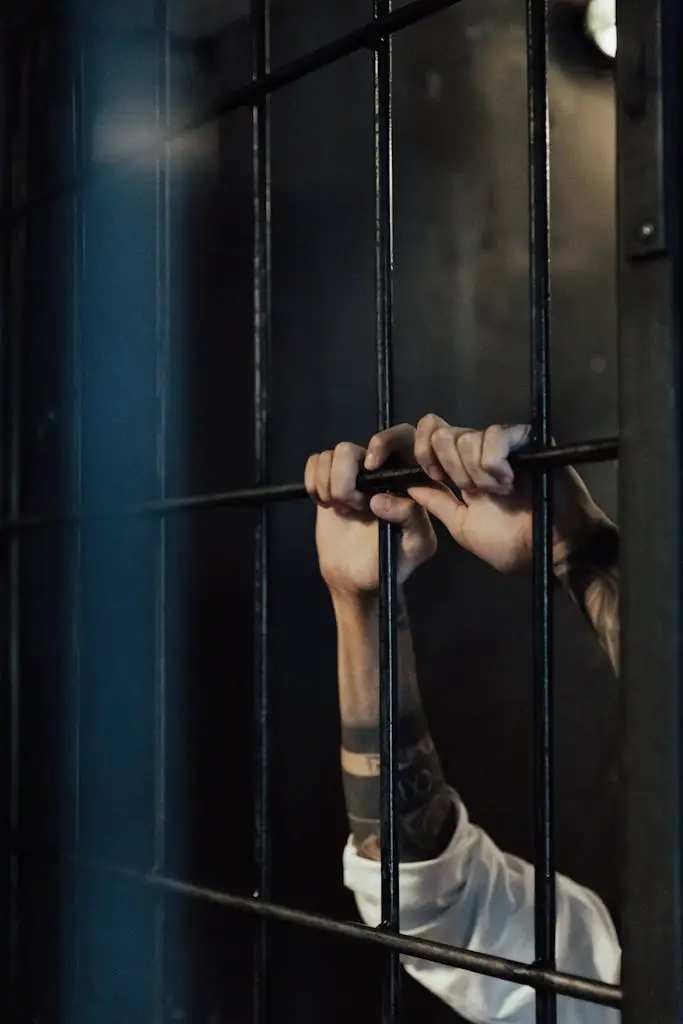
1 0 619 1021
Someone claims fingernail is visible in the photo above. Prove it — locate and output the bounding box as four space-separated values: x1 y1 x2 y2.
428 465 441 481
365 453 379 470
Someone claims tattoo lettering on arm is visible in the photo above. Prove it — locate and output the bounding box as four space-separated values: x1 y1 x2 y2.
341 717 456 863
555 520 620 674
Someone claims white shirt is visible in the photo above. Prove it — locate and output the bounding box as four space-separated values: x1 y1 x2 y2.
343 792 621 1023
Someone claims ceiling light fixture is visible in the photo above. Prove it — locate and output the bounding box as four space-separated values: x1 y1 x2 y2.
585 0 617 59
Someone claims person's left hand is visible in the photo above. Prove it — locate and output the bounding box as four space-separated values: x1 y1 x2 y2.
305 424 441 597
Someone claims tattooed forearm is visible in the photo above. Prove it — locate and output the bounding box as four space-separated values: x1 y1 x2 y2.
555 520 619 674
341 718 456 861
334 592 456 863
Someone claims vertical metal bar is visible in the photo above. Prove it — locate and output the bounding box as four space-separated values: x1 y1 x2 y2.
0 25 7 1018
70 2 86 847
153 0 170 1020
252 0 272 1019
5 28 31 1020
70 19 85 1015
373 2 400 1021
0 22 18 1019
6 275 20 1023
617 1 683 1021
526 0 555 1020
71 15 85 861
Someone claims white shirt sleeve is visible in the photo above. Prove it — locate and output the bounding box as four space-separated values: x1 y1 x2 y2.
343 792 621 1024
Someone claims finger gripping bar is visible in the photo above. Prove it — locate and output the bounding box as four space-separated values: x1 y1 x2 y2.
355 437 618 495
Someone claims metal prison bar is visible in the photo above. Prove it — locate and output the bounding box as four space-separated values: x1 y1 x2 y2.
0 437 619 532
2 0 683 1022
153 0 171 1020
251 0 272 1019
372 0 402 1021
617 1 683 1022
526 0 556 1020
1 17 22 1012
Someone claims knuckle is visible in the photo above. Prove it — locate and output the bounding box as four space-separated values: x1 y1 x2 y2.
432 426 454 450
480 455 501 474
456 430 478 453
485 424 505 443
480 426 506 470
334 440 356 458
417 412 442 432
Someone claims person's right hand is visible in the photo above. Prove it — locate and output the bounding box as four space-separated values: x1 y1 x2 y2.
405 415 606 573
305 425 438 599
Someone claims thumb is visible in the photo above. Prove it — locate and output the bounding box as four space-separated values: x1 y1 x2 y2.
369 492 421 527
369 494 435 546
407 485 468 541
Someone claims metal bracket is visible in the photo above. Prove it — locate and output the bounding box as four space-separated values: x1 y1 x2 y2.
618 0 667 261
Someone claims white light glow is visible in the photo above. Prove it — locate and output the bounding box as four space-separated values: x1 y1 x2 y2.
585 0 617 58
93 103 218 169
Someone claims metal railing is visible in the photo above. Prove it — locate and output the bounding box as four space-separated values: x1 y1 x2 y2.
2 0 683 1021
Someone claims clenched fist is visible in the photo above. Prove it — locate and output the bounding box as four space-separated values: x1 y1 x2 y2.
305 425 439 598
405 415 606 573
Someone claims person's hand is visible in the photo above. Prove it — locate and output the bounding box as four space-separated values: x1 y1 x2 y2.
405 415 606 573
305 425 438 599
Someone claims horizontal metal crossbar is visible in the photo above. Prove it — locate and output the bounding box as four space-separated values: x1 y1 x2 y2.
0 0 461 229
14 843 621 1008
0 436 617 533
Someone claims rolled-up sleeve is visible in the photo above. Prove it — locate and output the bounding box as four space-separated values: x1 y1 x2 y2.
343 792 620 1024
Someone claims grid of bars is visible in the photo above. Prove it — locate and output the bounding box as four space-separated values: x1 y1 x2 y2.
2 0 683 1021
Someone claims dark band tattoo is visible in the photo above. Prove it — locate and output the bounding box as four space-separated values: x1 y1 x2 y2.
556 520 620 673
342 719 456 863
341 711 429 755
